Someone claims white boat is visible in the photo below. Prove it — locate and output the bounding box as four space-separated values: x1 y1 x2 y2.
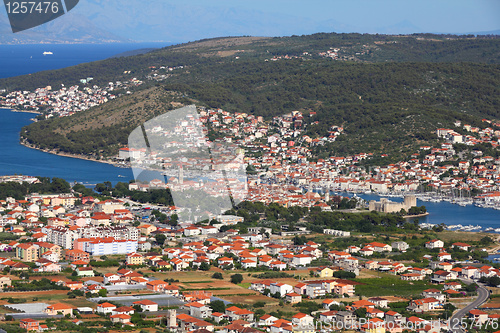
43 51 53 55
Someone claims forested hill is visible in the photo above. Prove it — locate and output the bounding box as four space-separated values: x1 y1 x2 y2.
3 33 500 160
2 33 499 91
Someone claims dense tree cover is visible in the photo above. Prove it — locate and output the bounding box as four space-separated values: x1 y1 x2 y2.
253 271 294 279
227 200 420 234
0 232 19 241
330 196 358 209
22 123 134 157
0 324 24 333
89 259 120 267
2 33 499 91
10 278 70 291
307 210 405 233
293 301 322 314
333 271 356 279
92 182 174 206
479 275 500 287
230 274 243 284
0 177 70 200
408 206 427 215
228 201 308 225
210 300 226 313
12 33 500 161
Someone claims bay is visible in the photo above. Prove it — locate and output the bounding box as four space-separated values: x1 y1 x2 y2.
0 108 133 186
0 43 170 79
348 193 500 230
0 43 498 228
1 108 500 227
0 42 173 185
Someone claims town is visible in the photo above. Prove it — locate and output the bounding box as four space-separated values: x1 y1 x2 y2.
119 103 500 216
1 48 500 333
0 176 499 333
2 62 500 215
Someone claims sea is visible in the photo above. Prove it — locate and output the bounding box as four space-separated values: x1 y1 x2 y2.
0 43 499 230
0 43 169 79
346 193 500 229
0 43 172 183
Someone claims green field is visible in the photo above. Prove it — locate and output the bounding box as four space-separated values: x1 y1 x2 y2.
354 273 439 297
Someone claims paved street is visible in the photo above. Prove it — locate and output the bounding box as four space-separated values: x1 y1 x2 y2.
450 280 490 333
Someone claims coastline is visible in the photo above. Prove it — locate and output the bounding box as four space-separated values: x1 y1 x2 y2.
0 107 41 115
19 139 127 168
402 212 430 219
3 107 128 168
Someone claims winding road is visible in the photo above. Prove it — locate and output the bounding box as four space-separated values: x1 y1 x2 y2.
450 280 490 333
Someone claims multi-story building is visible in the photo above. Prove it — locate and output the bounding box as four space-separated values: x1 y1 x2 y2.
74 237 138 256
44 303 74 317
215 215 244 225
126 252 144 265
16 243 38 262
0 275 12 289
65 249 90 262
78 226 139 240
93 199 125 214
305 282 326 299
42 226 78 249
34 242 62 261
20 319 41 331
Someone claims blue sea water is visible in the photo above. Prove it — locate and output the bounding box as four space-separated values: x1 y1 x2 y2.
0 108 133 185
346 193 500 230
0 43 174 183
0 43 170 79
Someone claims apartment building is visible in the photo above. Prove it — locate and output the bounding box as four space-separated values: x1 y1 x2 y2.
42 226 78 249
74 237 138 256
78 226 139 240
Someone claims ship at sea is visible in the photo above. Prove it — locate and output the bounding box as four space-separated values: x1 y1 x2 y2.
42 51 53 55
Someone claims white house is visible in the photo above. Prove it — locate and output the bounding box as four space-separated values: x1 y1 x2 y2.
292 254 312 267
241 259 257 269
103 273 121 284
184 226 201 237
187 302 212 318
96 302 117 314
425 239 444 249
133 299 158 312
292 313 314 328
270 282 293 297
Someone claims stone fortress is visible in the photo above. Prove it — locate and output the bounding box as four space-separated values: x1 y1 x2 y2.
369 195 417 213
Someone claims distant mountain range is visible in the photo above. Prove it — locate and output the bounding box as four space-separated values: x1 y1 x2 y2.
1 0 497 44
0 11 129 44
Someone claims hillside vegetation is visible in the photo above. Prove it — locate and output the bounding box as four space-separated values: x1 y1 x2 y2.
3 33 500 159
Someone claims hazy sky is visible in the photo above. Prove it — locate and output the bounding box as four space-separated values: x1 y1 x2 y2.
177 0 500 34
1 0 499 42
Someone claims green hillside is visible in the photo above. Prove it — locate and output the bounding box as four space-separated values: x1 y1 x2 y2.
3 33 500 161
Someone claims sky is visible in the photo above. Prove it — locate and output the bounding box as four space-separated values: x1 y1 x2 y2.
187 0 500 34
1 0 499 43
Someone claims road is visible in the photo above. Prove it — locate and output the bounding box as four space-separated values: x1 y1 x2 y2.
450 280 490 333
